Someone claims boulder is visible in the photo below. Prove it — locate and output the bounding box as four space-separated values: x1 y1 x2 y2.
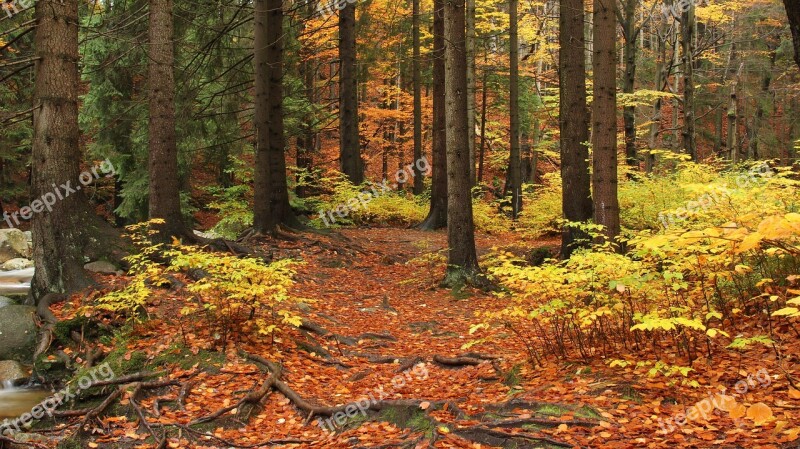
0 361 27 386
0 230 29 264
0 297 16 309
0 259 33 271
84 261 119 275
0 305 38 363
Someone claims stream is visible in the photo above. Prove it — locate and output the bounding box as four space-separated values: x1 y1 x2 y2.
0 268 44 420
0 382 49 420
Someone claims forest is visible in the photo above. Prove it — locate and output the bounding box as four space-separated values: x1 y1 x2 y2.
0 0 800 447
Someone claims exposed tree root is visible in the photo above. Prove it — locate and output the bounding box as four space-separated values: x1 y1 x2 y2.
33 292 68 361
452 426 573 448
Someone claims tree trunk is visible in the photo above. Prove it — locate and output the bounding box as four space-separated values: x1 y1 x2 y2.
680 4 696 160
508 0 521 218
148 0 186 238
253 0 295 234
466 0 477 185
417 0 448 230
592 0 620 244
412 0 424 194
559 0 593 258
442 0 481 287
728 63 742 162
621 0 638 167
784 0 800 70
477 68 488 184
339 3 363 184
30 0 93 300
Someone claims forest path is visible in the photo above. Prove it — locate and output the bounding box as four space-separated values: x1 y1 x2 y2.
43 228 791 448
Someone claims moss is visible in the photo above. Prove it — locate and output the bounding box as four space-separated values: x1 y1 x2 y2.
503 364 522 387
52 316 91 346
150 344 225 373
56 437 82 449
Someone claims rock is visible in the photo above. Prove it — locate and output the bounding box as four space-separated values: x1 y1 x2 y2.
0 259 33 271
193 230 221 240
0 230 30 264
0 361 27 386
0 305 37 363
0 297 16 309
84 261 118 274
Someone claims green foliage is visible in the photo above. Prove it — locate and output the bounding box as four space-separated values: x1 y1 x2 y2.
469 165 800 377
84 220 304 346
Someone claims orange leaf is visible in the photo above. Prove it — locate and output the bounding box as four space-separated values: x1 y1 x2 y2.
729 403 746 420
745 402 773 425
788 388 800 400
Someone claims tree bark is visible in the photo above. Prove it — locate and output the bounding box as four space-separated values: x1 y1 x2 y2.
29 0 93 300
148 0 186 239
412 0 424 194
680 4 696 160
339 3 363 184
442 0 481 286
508 0 521 218
592 0 620 244
620 0 638 166
559 0 593 258
466 0 477 185
253 0 296 234
784 0 800 71
417 0 448 230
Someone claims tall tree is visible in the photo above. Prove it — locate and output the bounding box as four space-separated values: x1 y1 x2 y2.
339 2 363 184
253 0 296 233
30 0 92 299
148 0 185 238
592 0 621 243
559 0 593 257
619 0 640 166
784 0 800 70
442 0 481 286
680 2 696 160
466 0 477 185
417 0 448 230
508 0 521 218
412 0 424 194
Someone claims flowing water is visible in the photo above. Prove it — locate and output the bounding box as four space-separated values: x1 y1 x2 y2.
0 267 32 296
0 385 49 419
0 268 40 419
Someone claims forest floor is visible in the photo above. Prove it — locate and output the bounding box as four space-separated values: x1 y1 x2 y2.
37 227 800 449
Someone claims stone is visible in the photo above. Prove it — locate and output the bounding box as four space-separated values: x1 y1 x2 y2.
0 259 33 271
84 261 118 274
0 230 30 264
0 297 16 309
0 305 38 363
0 361 27 386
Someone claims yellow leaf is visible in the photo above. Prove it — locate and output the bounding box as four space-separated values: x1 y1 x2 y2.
437 426 450 434
737 232 762 253
746 402 773 425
